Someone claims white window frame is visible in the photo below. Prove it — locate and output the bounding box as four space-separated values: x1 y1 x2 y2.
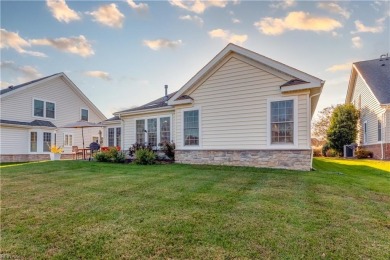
133 114 173 146
363 120 368 144
267 96 298 149
182 107 201 148
80 108 89 121
107 127 116 147
63 133 73 147
29 131 38 153
32 98 56 119
377 119 382 142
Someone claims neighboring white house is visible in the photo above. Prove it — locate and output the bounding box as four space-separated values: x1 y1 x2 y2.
345 55 390 160
0 73 106 162
113 44 324 170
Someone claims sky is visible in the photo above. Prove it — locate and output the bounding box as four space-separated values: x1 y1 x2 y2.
1 0 389 119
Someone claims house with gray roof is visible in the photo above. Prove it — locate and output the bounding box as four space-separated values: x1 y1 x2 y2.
345 54 390 159
0 73 106 162
113 44 324 170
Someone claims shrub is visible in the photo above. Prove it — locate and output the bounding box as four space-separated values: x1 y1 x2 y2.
95 151 111 162
322 143 330 156
95 147 126 163
129 143 153 157
134 148 156 165
325 149 339 157
355 148 373 159
158 141 175 160
312 148 322 157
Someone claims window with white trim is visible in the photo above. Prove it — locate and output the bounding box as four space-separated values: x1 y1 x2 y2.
116 127 121 147
270 100 294 144
160 117 170 143
147 119 157 146
64 134 73 147
135 116 172 145
30 132 37 152
363 121 367 144
34 99 55 119
81 109 89 121
136 120 145 144
378 120 382 142
108 127 121 147
183 110 199 146
43 132 52 152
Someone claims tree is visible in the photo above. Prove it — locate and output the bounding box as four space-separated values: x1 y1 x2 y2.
312 105 336 141
326 104 359 155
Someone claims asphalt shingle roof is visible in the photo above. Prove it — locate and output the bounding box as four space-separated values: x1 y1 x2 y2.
118 91 178 113
0 73 61 95
0 119 56 128
354 57 390 104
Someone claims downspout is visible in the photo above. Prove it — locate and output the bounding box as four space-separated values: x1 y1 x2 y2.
380 113 384 160
121 116 125 151
309 92 321 170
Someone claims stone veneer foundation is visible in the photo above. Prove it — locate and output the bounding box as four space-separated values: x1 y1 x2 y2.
175 150 312 171
0 154 74 163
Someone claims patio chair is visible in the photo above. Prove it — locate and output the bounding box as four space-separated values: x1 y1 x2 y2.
72 146 83 160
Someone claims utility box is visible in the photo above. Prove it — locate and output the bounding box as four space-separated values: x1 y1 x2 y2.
344 144 357 158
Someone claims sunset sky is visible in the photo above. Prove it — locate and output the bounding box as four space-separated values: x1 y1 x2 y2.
1 0 389 118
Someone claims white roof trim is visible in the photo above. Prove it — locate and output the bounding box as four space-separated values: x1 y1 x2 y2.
115 106 174 117
168 43 323 105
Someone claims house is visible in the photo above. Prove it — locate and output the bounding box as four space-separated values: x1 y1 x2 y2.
345 55 390 160
113 44 324 170
0 73 106 162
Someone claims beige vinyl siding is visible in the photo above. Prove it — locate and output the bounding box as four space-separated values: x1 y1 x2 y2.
175 55 310 150
121 110 175 150
386 110 390 143
0 76 106 154
0 126 28 154
351 74 386 145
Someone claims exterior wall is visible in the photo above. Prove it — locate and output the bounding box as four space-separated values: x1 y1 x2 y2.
175 149 312 171
174 54 310 150
350 74 386 145
361 143 390 160
121 110 175 150
0 76 106 155
0 126 28 154
0 153 74 163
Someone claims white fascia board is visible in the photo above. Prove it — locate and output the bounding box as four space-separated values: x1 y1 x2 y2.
167 99 193 106
169 43 324 102
280 81 323 93
114 106 174 117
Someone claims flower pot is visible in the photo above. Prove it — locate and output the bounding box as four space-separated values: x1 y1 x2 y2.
50 153 61 161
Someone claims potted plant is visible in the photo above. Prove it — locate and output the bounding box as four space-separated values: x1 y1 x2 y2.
50 145 63 160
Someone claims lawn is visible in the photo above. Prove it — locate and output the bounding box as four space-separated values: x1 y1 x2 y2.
1 158 389 259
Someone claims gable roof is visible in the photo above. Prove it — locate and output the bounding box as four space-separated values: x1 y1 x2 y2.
115 91 177 115
351 57 390 105
168 43 324 105
1 72 107 121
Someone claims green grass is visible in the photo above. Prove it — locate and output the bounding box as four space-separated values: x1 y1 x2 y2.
1 159 389 259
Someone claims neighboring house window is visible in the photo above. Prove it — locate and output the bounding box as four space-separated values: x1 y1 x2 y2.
147 119 157 146
30 132 37 152
160 117 170 142
43 132 52 152
34 99 55 119
108 128 115 146
64 134 73 147
270 100 294 144
378 120 382 142
184 110 199 146
363 121 367 144
136 120 145 144
81 109 89 121
116 127 121 147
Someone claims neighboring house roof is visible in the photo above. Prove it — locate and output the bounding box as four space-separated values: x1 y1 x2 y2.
0 73 61 95
0 119 56 128
0 72 107 121
116 91 177 114
352 57 390 105
105 116 120 121
168 43 324 105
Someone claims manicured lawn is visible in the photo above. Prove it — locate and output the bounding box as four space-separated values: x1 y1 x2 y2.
1 159 389 259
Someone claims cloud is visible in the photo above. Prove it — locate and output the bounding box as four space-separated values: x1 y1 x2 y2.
352 36 362 48
143 39 183 50
317 2 350 18
254 11 342 35
326 62 352 72
84 70 111 80
0 29 46 57
208 29 248 45
88 3 124 28
127 0 149 14
30 35 94 57
169 0 227 14
232 18 241 24
0 61 42 83
46 0 81 23
270 0 295 9
352 19 384 33
0 81 12 89
179 15 204 26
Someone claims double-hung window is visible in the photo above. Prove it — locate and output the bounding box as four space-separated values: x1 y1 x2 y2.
34 99 55 119
183 110 199 146
43 132 52 152
270 100 294 144
136 120 146 144
378 120 382 142
30 132 38 152
107 127 122 147
147 119 157 146
64 134 73 147
108 128 115 146
81 109 89 121
160 117 170 143
363 121 367 144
